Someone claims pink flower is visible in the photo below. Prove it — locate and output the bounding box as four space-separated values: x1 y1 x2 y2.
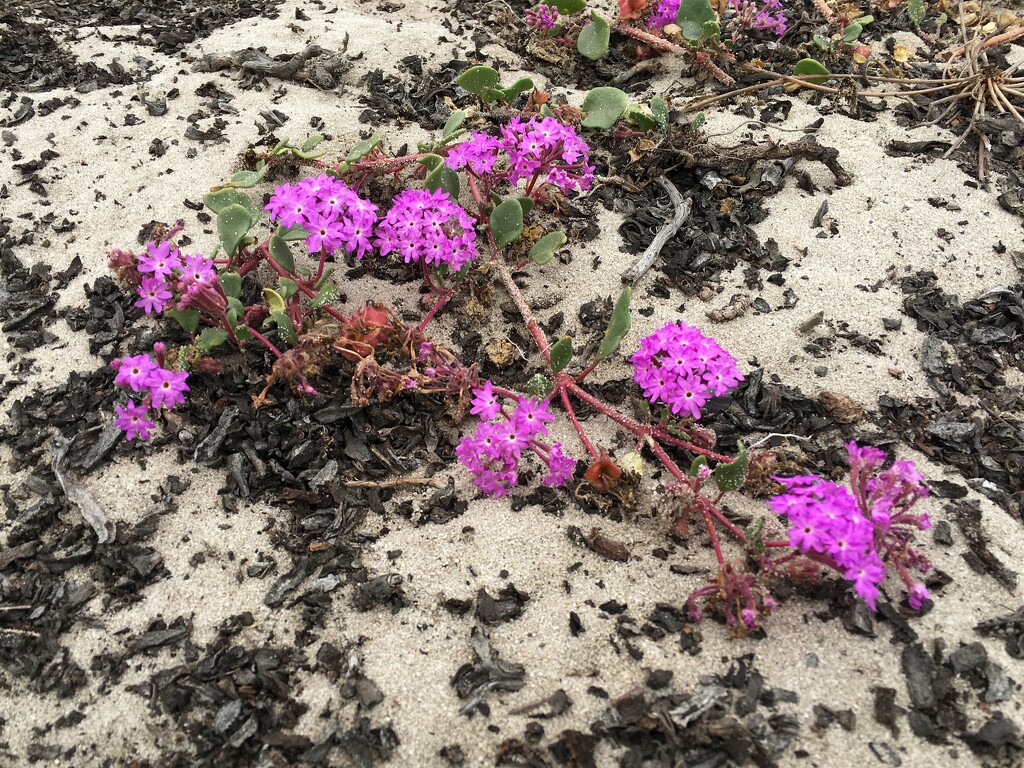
115 400 156 441
137 241 181 279
113 354 157 392
470 381 502 420
147 368 190 410
135 277 172 315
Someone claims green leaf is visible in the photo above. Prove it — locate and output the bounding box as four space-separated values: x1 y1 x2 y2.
792 58 831 86
227 297 244 317
908 0 924 26
229 170 264 188
549 0 586 12
167 308 200 335
277 223 308 242
622 104 658 131
269 234 296 274
217 204 253 257
218 271 241 299
841 22 863 43
525 374 555 399
234 326 252 343
313 269 335 291
197 327 229 351
677 0 717 41
443 111 466 138
419 154 461 198
203 188 257 222
309 283 338 309
457 66 500 98
268 312 298 345
278 278 299 299
713 441 749 493
301 134 325 152
651 95 669 126
490 198 524 248
856 14 874 24
581 86 628 129
529 231 567 266
596 287 631 360
812 34 832 51
503 77 534 100
263 288 287 314
688 455 708 477
550 336 573 373
688 112 706 132
577 11 610 60
540 103 555 118
516 197 535 217
345 133 383 163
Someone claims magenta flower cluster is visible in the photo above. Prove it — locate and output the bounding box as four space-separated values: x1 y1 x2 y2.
375 189 479 272
730 0 788 37
768 442 932 611
133 241 219 317
455 382 576 496
646 0 680 29
630 321 743 421
446 117 595 195
110 349 190 441
264 174 378 258
525 3 559 30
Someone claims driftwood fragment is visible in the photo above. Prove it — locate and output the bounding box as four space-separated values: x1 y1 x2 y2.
621 176 692 284
196 41 350 89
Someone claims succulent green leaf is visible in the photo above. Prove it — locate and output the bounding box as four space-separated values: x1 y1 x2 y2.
540 103 555 118
270 137 290 155
577 11 610 60
168 308 201 335
345 133 383 163
812 34 832 51
269 234 296 274
443 111 466 138
550 336 573 373
549 0 586 12
651 95 669 126
268 312 298 345
689 455 708 477
277 278 299 300
203 188 256 222
793 58 831 85
504 77 534 100
713 441 749 493
229 170 263 188
263 288 287 315
516 197 535 216
623 104 658 131
217 204 253 257
218 271 242 299
276 223 308 242
856 14 874 24
419 154 461 198
197 327 229 351
313 269 335 291
528 231 567 266
841 22 863 43
677 0 717 41
908 0 924 25
525 374 555 399
490 198 524 248
581 87 628 129
234 326 252 343
457 66 500 97
596 287 631 360
227 297 244 317
309 283 338 309
301 134 325 152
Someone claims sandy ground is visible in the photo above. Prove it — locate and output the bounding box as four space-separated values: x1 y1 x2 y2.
1 0 1022 766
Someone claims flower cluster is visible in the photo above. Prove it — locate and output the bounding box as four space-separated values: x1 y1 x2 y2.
446 117 595 195
646 0 680 29
525 3 559 31
110 347 190 441
730 0 787 38
767 442 932 611
132 241 220 317
630 321 743 421
265 174 378 258
374 189 479 272
456 382 576 496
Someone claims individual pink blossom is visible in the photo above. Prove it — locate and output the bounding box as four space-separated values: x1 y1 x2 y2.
113 354 157 392
135 277 172 315
115 400 156 441
147 368 190 410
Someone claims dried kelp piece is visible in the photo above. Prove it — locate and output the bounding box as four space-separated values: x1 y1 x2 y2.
475 585 530 624
949 500 1018 590
452 627 526 716
975 605 1024 659
49 434 114 544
